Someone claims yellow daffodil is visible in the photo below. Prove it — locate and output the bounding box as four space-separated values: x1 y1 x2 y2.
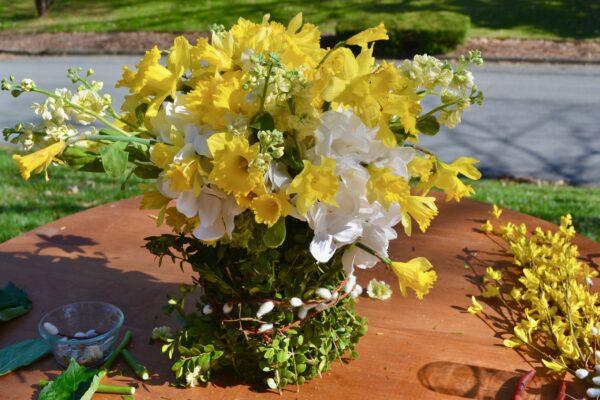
250 192 291 227
164 207 198 234
286 156 339 215
167 158 206 194
140 190 171 210
390 257 437 300
346 23 389 48
408 155 434 182
417 157 482 201
208 133 262 196
484 267 502 283
481 284 500 298
366 166 438 234
467 296 484 314
366 166 411 209
151 142 179 169
13 141 66 180
117 36 190 117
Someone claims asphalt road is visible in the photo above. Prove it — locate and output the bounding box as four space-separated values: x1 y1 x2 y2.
1 56 599 185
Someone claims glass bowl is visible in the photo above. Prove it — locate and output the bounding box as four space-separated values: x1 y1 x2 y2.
38 301 124 368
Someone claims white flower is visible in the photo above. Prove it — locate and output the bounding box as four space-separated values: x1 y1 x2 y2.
185 187 241 241
306 178 364 262
575 369 589 379
151 326 173 340
222 303 233 314
256 301 275 318
289 297 303 307
71 89 106 125
150 99 195 144
315 288 332 300
266 161 291 191
258 323 273 333
366 279 393 301
185 366 201 387
593 376 600 386
312 109 384 164
20 78 35 91
202 304 213 315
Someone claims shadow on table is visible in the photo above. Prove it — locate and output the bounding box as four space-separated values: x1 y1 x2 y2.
0 233 288 395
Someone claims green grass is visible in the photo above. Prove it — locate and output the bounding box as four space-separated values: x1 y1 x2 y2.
471 180 600 242
1 150 598 244
0 0 598 40
0 148 143 243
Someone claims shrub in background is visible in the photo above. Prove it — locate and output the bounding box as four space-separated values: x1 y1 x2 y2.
336 11 470 57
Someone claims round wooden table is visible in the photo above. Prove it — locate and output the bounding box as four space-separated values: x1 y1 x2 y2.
0 196 597 399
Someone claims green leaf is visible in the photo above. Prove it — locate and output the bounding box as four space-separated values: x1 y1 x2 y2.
416 115 440 136
250 112 275 132
100 142 129 177
0 282 32 323
0 338 51 376
38 359 99 400
262 218 286 248
133 164 161 179
60 146 99 168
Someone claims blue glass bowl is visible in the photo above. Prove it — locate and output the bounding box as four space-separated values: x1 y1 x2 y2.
39 301 124 368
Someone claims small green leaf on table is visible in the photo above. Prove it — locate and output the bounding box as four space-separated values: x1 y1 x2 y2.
0 282 32 323
0 338 52 376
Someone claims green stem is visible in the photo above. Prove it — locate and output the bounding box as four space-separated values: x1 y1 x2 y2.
38 380 134 394
32 87 129 136
85 135 154 146
316 41 346 69
259 63 274 113
404 143 434 156
355 242 392 265
102 330 132 371
418 99 461 121
121 349 150 381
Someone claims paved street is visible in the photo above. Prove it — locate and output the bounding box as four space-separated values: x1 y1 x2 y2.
1 56 599 185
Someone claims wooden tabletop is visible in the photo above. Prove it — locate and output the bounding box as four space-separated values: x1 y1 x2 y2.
0 196 598 399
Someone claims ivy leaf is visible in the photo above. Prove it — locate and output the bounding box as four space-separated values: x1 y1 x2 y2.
263 218 286 248
38 359 100 400
100 142 129 177
0 338 51 376
416 115 440 136
0 282 32 323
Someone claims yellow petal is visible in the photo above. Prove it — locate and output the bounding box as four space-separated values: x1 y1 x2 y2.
346 23 389 48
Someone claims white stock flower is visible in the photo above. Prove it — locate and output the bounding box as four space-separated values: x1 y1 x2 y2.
71 89 106 125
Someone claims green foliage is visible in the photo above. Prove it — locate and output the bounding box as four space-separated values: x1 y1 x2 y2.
0 1 597 40
99 142 129 178
0 282 32 323
146 216 367 388
0 338 51 376
337 11 470 56
38 359 101 400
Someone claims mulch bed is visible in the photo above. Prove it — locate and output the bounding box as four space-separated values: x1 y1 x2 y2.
0 31 599 63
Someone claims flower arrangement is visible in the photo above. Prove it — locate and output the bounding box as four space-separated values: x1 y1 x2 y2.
470 208 599 398
2 14 484 389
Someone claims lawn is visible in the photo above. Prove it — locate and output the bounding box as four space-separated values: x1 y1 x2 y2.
1 150 598 244
0 0 598 40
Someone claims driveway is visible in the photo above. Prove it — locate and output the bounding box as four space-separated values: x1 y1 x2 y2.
1 56 599 185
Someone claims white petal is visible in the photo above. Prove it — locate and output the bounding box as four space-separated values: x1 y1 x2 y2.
256 301 275 318
310 233 336 263
176 191 201 218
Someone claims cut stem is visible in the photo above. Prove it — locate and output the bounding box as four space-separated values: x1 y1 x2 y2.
121 349 150 381
38 380 135 394
102 330 133 371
